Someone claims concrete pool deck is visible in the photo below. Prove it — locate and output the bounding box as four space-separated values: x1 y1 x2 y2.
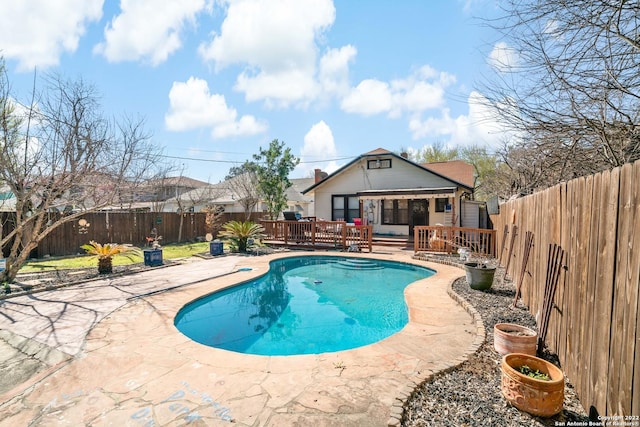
0 250 483 427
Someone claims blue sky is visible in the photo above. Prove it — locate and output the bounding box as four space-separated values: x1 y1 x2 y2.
1 0 509 184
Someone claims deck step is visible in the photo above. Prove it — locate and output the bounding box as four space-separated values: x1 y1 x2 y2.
372 237 412 248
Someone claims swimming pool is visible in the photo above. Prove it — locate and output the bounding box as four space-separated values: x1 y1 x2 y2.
174 256 434 355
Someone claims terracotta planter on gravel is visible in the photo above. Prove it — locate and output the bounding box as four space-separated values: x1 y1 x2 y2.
501 353 564 417
494 323 538 356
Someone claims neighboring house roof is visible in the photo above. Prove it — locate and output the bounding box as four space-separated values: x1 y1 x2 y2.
422 160 475 188
302 148 474 194
166 182 234 206
163 175 314 208
287 178 315 203
145 176 210 188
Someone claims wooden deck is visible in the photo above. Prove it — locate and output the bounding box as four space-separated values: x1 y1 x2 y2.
260 220 373 252
260 221 494 256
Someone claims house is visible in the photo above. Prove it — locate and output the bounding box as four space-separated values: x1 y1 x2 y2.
162 175 315 219
282 178 315 218
303 148 479 236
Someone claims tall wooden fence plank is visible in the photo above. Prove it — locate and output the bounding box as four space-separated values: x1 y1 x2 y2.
608 163 632 413
574 176 592 402
591 168 619 415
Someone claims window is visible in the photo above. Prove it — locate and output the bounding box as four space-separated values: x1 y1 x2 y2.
435 198 448 213
332 195 360 222
367 158 392 169
382 199 409 224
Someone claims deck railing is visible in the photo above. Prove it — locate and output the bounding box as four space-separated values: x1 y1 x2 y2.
260 220 373 252
414 225 496 257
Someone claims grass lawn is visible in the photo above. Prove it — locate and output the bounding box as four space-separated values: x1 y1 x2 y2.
20 241 212 273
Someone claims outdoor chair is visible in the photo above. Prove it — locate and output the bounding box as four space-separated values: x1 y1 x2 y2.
283 211 298 221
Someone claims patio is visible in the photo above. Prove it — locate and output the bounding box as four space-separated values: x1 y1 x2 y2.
0 251 481 427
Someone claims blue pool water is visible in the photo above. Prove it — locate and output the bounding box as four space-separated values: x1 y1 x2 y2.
174 256 434 356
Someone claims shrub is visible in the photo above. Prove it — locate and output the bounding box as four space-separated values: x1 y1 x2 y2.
81 241 140 274
218 221 265 253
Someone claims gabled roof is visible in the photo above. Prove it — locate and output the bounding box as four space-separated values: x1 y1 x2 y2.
302 148 474 194
422 160 475 188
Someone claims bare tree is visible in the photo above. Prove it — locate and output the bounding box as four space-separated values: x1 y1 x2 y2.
481 0 640 194
225 161 261 220
0 63 164 282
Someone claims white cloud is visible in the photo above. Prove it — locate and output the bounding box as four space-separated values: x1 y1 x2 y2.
0 0 103 71
488 42 519 73
341 66 455 117
94 0 210 65
296 120 340 176
340 79 393 116
235 69 319 108
211 115 267 139
408 91 509 149
198 0 337 107
319 45 357 97
165 77 267 138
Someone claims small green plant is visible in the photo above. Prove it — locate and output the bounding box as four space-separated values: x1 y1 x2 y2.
518 365 550 381
2 282 10 294
218 221 265 253
81 241 140 274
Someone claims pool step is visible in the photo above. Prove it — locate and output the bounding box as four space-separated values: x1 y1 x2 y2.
334 259 384 270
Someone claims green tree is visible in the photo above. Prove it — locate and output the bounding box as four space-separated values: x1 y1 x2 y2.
459 146 498 201
410 142 459 163
252 139 299 220
406 144 499 201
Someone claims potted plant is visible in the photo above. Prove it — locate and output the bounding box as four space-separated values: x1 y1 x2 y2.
494 323 538 356
501 353 564 417
463 258 497 290
81 241 140 274
143 234 163 267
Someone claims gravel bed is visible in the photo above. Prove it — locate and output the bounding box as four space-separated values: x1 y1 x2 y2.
402 266 590 427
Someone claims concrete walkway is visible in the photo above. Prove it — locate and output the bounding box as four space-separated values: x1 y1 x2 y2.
0 251 483 426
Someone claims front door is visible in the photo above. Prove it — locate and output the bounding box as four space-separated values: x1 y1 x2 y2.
409 199 428 236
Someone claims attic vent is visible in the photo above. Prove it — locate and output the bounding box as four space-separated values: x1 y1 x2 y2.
367 159 391 169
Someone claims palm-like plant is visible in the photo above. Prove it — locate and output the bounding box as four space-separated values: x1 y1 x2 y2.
218 221 265 253
81 241 140 274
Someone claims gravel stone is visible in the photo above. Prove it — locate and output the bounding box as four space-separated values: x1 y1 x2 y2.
402 265 590 427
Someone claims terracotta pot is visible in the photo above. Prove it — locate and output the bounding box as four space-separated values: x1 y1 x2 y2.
501 353 564 417
463 262 496 290
494 323 538 356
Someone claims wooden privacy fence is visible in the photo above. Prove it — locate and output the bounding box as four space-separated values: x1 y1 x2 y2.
36 212 208 257
413 225 496 257
0 211 272 258
260 220 373 252
491 159 640 417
